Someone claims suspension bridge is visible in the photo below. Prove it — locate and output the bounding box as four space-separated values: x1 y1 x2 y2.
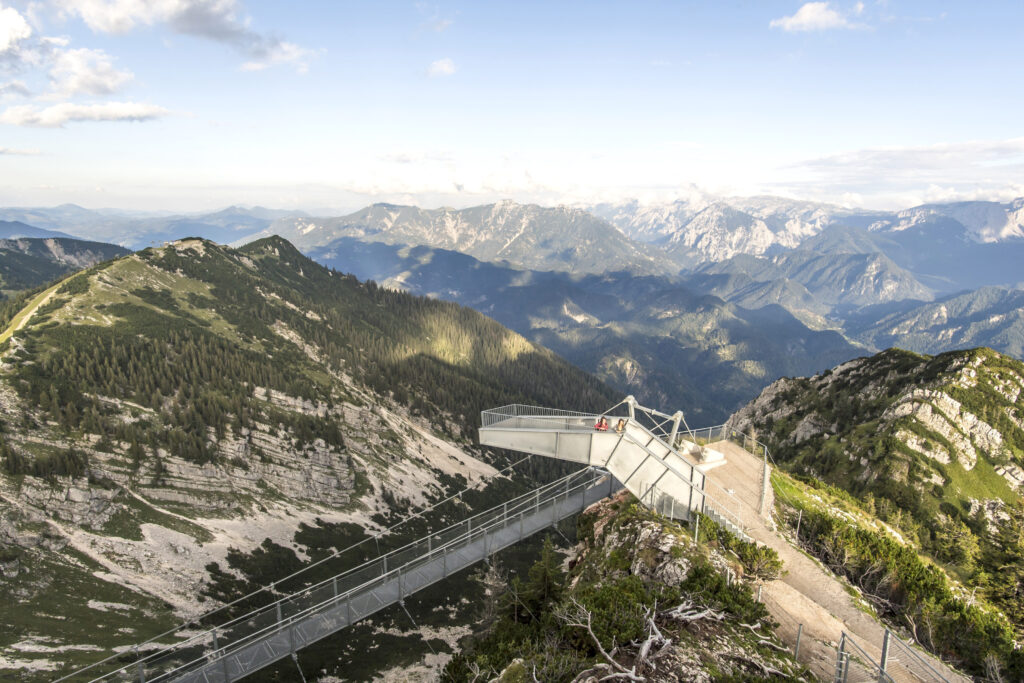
67 396 959 683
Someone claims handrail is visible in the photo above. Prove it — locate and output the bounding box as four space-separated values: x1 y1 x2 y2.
59 468 604 683
886 630 971 683
838 632 894 683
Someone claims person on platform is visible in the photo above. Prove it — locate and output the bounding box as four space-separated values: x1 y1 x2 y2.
594 416 609 431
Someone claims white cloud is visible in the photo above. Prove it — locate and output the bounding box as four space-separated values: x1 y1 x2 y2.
771 138 1024 209
0 101 168 126
241 42 314 73
0 5 32 52
770 2 856 32
0 79 31 97
49 47 132 96
0 145 39 154
59 0 314 72
427 57 456 78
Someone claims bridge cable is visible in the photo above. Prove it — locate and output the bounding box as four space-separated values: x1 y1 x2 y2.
290 652 308 683
399 601 438 656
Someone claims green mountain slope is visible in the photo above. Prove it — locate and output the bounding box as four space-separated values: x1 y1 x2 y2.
308 237 864 424
0 237 130 294
846 287 1024 358
730 347 1024 675
0 236 615 678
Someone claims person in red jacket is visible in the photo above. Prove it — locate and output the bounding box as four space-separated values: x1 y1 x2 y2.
594 416 609 431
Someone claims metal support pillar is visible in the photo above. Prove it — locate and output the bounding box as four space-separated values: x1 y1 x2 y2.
135 647 144 683
794 623 803 660
668 410 683 447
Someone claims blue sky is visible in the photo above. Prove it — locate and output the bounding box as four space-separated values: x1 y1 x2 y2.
0 0 1021 211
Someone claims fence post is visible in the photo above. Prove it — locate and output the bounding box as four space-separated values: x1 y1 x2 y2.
878 630 890 683
759 446 770 518
795 623 803 660
693 515 700 543
795 509 803 541
276 600 283 625
835 634 846 683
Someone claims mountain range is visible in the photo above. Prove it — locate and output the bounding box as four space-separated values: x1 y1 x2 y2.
308 238 860 423
3 193 1021 421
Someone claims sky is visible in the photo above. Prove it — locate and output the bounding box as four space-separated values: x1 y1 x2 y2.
0 0 1022 212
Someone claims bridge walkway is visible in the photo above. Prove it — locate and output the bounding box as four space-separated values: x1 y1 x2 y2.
58 468 620 683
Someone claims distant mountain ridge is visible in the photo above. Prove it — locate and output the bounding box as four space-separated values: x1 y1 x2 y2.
592 196 1024 272
0 220 73 240
308 237 862 423
263 200 678 276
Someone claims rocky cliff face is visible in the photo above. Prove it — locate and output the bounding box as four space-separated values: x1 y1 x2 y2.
730 347 1024 522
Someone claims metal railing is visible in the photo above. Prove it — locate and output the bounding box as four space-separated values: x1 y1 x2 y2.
617 429 749 540
680 423 771 459
58 468 618 683
836 632 895 683
834 630 969 683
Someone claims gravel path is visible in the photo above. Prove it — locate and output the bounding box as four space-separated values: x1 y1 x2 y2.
708 441 968 682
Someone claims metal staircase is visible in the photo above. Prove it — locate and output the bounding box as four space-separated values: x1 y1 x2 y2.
57 468 620 683
479 401 756 541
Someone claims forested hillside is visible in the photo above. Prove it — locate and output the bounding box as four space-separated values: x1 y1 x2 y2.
0 237 129 295
0 236 616 678
731 347 1024 677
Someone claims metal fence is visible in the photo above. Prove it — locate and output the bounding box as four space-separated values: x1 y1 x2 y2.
834 631 970 683
58 468 619 683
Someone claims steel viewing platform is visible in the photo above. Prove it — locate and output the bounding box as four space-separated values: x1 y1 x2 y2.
479 397 771 541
